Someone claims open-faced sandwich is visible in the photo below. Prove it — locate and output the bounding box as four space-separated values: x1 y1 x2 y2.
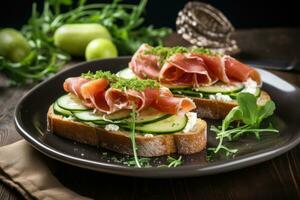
118 44 271 119
47 71 207 158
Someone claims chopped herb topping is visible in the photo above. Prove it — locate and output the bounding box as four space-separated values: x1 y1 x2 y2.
145 46 188 67
191 47 214 55
144 46 215 67
81 70 159 91
111 78 159 91
81 70 117 82
124 157 151 167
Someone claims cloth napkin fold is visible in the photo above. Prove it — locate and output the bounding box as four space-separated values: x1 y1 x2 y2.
0 140 91 200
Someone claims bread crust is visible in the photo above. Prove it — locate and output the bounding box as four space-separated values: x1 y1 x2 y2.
47 107 207 157
192 91 271 119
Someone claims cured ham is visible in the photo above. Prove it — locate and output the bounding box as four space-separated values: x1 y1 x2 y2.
63 76 196 115
152 87 196 115
159 53 217 87
80 79 110 112
195 54 261 84
129 44 160 79
105 87 159 112
63 77 90 99
223 56 261 84
197 54 230 83
129 44 262 86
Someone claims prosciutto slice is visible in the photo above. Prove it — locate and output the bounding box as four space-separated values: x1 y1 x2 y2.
105 87 159 113
152 87 196 115
196 54 230 83
80 79 110 112
129 44 262 86
129 44 160 79
223 56 261 84
159 53 217 87
63 77 90 99
63 77 195 114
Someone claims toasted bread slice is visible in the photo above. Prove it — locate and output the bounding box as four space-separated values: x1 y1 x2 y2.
47 106 207 157
191 90 271 119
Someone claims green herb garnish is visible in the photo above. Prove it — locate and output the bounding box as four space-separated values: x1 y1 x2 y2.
112 78 159 91
81 70 159 91
129 104 141 168
210 93 279 155
144 46 215 67
158 156 183 168
167 156 182 167
191 47 214 55
123 157 151 167
145 46 188 67
0 2 70 85
1 0 170 85
81 70 117 82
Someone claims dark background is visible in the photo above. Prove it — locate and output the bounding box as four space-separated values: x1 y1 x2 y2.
0 0 299 30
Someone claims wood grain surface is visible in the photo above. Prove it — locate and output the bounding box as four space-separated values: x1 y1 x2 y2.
1 28 300 200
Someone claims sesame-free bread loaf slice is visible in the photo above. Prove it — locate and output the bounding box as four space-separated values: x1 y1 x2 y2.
47 106 207 157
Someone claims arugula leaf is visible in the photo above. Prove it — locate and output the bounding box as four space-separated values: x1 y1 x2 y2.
222 106 242 131
211 93 278 155
257 101 276 125
236 93 258 125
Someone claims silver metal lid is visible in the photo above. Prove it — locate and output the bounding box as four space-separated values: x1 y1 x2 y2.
176 2 240 55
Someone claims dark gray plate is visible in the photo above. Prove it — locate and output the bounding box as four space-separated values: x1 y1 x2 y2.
14 57 300 178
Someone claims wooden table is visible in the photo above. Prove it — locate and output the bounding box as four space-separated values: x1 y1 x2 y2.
1 28 300 200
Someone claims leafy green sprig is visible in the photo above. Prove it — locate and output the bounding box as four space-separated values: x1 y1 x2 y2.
1 0 171 85
129 104 141 168
1 2 69 85
157 156 183 168
209 93 279 155
166 156 183 167
48 0 171 55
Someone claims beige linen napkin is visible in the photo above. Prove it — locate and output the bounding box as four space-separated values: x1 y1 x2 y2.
0 140 91 200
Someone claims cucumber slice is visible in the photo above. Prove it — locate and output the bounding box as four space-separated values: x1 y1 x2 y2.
171 82 244 97
117 68 137 79
230 88 261 99
105 109 131 120
122 114 188 134
125 108 170 124
74 109 130 122
171 89 206 98
74 110 104 121
53 102 72 116
194 82 244 93
92 120 107 125
57 94 90 111
93 110 130 125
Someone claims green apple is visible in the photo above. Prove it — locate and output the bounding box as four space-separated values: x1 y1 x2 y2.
85 38 118 60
